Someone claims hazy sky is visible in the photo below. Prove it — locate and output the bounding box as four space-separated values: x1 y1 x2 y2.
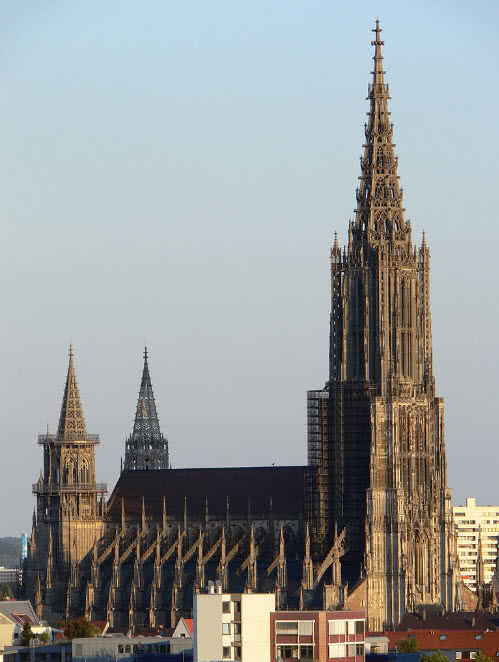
2 1 498 537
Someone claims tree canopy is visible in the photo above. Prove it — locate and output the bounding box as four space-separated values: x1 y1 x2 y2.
21 622 33 647
398 637 418 653
55 618 99 640
420 652 449 662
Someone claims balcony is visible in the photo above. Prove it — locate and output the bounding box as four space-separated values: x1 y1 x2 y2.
37 433 100 445
32 482 107 495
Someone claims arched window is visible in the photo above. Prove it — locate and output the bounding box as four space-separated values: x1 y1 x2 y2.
64 461 72 484
79 459 89 484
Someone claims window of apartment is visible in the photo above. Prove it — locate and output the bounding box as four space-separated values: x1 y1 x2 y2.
355 620 365 635
234 600 241 617
300 645 314 658
234 623 241 635
222 622 231 635
329 643 347 658
329 619 346 635
277 645 299 659
223 646 231 659
475 635 482 640
298 620 314 636
348 644 358 656
235 646 241 660
125 645 131 653
222 600 231 613
118 645 124 653
440 635 447 641
276 621 299 635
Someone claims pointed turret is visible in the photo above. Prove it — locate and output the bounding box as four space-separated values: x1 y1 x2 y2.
35 573 43 621
218 526 227 590
162 496 167 534
141 497 147 532
124 348 169 471
46 528 53 589
57 346 88 441
277 526 287 590
477 530 485 589
246 525 257 592
196 528 205 590
302 523 314 590
121 497 126 534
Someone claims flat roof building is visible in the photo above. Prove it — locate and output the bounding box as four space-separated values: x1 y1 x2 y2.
194 589 275 662
453 498 499 589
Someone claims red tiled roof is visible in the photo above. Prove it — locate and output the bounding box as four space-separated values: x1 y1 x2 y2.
183 619 193 635
386 629 499 658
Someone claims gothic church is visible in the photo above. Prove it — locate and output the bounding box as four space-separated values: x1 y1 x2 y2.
26 23 462 631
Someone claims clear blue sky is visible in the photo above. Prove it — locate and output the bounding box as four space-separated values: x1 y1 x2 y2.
1 1 498 536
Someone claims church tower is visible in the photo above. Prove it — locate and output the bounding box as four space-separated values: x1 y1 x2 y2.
326 22 459 628
29 347 106 617
123 348 169 471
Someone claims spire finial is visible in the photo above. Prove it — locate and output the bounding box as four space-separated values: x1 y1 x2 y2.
371 18 385 88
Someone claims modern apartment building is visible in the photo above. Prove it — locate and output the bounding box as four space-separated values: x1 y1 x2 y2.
194 588 275 662
453 497 499 589
270 609 366 662
0 567 20 584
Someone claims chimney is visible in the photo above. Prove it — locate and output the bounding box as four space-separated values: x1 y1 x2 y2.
208 580 215 594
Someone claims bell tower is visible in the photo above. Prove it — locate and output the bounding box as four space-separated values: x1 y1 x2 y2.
325 21 459 629
29 347 106 612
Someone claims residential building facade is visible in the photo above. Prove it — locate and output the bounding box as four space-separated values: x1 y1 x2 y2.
270 609 366 662
453 498 499 590
194 589 275 662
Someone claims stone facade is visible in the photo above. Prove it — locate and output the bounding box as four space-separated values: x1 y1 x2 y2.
326 21 460 629
26 23 461 630
27 348 106 622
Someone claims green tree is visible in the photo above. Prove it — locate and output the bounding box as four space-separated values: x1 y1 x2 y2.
420 652 449 662
21 623 33 647
39 632 50 644
57 618 99 640
398 638 418 653
474 655 493 662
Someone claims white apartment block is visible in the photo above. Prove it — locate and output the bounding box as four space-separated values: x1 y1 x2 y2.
194 586 275 662
453 497 499 590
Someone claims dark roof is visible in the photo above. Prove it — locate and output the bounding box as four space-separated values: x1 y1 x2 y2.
398 610 499 631
107 466 310 520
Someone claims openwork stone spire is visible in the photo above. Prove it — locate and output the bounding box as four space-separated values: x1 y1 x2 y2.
352 19 409 246
124 348 169 471
57 346 88 441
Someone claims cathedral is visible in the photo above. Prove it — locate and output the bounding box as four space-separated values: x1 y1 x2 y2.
26 22 462 631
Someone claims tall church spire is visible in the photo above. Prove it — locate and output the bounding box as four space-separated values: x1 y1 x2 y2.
57 346 87 441
352 19 408 246
124 348 169 471
321 22 457 630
